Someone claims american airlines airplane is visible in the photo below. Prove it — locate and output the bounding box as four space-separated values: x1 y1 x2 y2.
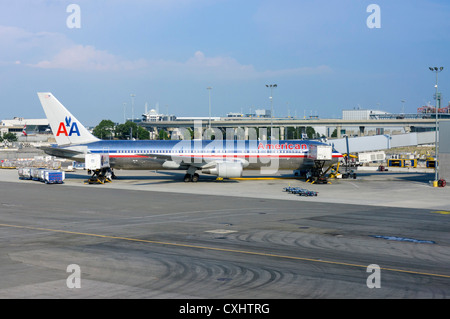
37 92 343 182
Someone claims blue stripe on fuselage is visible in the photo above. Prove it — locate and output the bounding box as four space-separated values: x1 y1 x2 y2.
83 140 340 155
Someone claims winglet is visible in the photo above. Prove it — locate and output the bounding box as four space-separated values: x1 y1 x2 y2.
37 92 99 146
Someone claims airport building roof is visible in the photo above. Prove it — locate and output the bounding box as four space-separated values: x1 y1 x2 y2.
1 117 49 127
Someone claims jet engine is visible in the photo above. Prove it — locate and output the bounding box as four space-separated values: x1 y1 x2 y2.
202 162 243 178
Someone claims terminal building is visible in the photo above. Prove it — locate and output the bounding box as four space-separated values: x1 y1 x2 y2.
0 117 50 135
342 109 391 120
141 108 176 122
1 117 52 143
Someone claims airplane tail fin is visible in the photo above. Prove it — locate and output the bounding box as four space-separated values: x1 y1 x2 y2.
37 92 99 146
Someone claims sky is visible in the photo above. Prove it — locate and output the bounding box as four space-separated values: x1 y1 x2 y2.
0 0 449 126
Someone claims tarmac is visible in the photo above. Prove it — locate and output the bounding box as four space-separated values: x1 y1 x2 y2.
59 167 450 210
0 167 449 300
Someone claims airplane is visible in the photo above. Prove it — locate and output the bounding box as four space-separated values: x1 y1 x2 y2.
37 92 343 182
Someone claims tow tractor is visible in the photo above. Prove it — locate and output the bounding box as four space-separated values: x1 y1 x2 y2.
340 136 357 179
340 153 357 179
84 154 113 184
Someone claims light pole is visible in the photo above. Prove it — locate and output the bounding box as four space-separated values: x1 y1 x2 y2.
130 94 136 122
266 84 277 138
207 87 212 129
429 66 444 186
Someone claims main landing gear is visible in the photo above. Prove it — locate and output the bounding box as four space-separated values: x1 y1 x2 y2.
184 166 200 183
184 173 199 183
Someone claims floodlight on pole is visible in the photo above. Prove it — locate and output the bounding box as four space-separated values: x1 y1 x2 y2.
207 87 212 129
130 94 136 122
266 84 277 138
428 66 444 186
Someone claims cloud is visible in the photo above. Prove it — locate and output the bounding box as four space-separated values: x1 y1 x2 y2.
33 47 331 78
260 65 333 78
0 25 71 63
1 24 331 78
0 25 146 71
31 45 148 71
180 51 256 78
186 51 253 70
188 51 332 79
145 51 331 80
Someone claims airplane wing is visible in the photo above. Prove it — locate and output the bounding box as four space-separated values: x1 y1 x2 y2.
38 146 85 159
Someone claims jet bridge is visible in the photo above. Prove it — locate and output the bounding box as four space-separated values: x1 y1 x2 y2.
330 132 435 154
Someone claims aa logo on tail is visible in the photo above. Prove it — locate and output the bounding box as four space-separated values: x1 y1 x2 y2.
56 116 80 136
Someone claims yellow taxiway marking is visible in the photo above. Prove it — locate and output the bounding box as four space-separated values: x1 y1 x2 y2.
1 222 449 279
229 177 301 180
431 211 450 215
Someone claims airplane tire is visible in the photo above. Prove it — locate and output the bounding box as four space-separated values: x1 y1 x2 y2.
191 173 199 183
184 174 191 183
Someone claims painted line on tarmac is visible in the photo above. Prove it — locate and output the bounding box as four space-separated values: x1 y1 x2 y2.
1 222 449 279
229 177 301 180
431 211 450 215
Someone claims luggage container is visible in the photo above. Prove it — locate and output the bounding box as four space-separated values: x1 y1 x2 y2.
85 154 110 171
43 170 65 184
387 159 404 167
426 158 436 168
308 145 332 160
405 159 417 168
18 167 32 180
31 168 45 181
38 168 47 182
358 151 385 164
